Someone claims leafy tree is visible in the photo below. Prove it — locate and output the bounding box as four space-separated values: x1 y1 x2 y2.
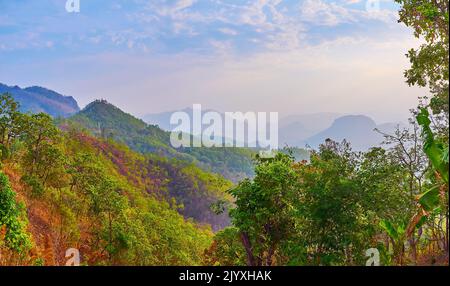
296 141 374 265
204 227 246 266
0 172 32 257
228 152 300 266
19 113 66 196
0 93 30 160
397 0 449 260
396 0 449 114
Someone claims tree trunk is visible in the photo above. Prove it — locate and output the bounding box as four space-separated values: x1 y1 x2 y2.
240 232 257 266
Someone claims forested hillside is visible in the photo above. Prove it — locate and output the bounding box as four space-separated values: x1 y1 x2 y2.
66 100 255 183
0 94 221 265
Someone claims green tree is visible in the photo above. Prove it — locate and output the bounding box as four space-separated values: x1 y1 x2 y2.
296 141 373 265
0 93 29 159
204 227 246 266
396 0 449 114
0 172 32 257
397 0 449 260
228 152 299 266
20 113 65 196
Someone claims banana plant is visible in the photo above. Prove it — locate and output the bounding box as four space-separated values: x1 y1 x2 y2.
416 108 449 212
416 108 449 184
379 220 407 264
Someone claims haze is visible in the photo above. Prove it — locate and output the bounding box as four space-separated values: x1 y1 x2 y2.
0 0 427 123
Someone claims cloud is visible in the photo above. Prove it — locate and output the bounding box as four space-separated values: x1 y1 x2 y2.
154 0 197 17
299 0 397 26
15 30 422 124
0 0 421 125
218 28 238 36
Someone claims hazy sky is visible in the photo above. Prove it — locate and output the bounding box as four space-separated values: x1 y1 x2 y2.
0 0 427 123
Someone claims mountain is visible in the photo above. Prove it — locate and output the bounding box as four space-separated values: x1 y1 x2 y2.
302 115 399 151
69 99 173 154
0 83 80 117
2 119 217 265
145 109 343 148
143 107 253 145
67 100 255 183
143 108 194 131
278 113 341 147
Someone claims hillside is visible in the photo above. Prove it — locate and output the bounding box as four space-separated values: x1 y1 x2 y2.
0 95 218 265
0 83 80 117
66 130 234 231
68 100 255 182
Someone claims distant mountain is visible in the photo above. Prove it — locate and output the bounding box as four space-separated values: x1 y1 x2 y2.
302 115 402 151
145 108 330 148
143 107 266 147
144 107 250 136
144 108 400 152
279 113 341 147
0 83 80 117
143 108 195 131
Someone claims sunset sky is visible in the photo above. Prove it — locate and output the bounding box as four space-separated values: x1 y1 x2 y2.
0 0 427 122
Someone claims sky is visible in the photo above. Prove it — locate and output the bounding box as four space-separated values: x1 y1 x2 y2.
0 0 428 123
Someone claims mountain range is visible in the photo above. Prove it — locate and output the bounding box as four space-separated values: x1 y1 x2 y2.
0 83 80 117
144 109 402 151
2 82 403 153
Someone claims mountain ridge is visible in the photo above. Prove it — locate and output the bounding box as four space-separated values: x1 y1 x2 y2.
0 83 80 117
302 115 402 151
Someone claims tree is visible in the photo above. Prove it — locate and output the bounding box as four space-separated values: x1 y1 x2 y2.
397 0 449 262
0 172 32 262
20 113 65 196
296 141 373 265
0 93 28 159
204 227 246 266
228 153 299 266
396 0 449 115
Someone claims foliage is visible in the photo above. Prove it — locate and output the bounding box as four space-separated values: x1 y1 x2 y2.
396 0 449 114
223 139 430 266
228 152 299 266
416 108 449 185
204 227 246 266
0 172 32 255
1 94 217 265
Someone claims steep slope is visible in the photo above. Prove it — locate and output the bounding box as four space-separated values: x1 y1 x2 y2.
67 130 233 231
0 83 80 117
68 100 173 155
2 128 215 265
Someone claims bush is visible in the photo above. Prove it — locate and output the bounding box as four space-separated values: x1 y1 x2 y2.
21 174 45 198
0 172 32 255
